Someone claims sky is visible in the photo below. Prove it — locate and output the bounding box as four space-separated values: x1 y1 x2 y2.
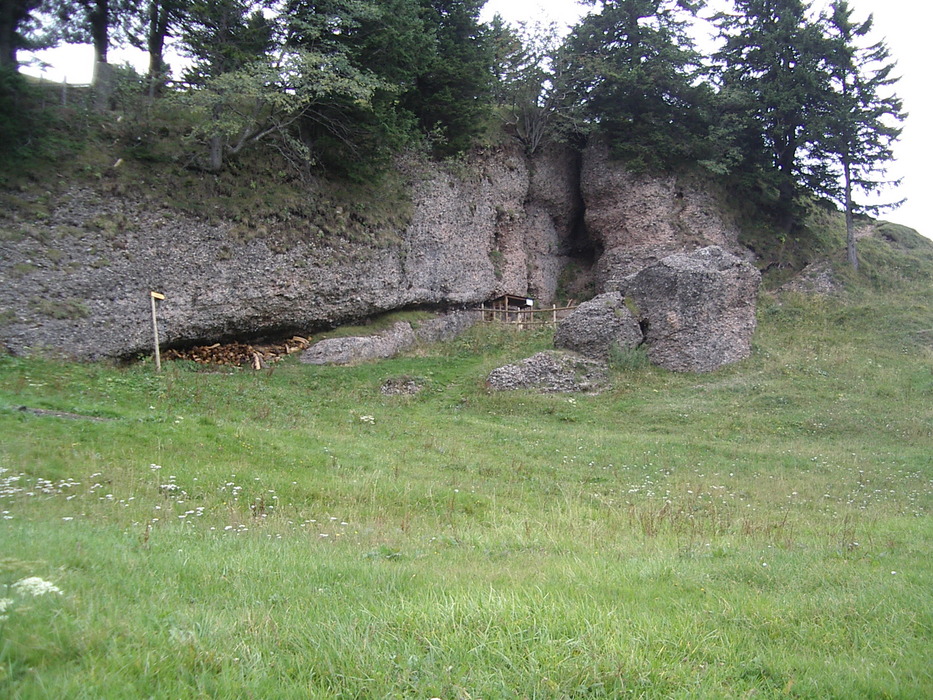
20 0 929 238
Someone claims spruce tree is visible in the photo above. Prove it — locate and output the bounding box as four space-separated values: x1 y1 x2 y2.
812 0 905 269
560 0 710 171
403 0 492 157
713 0 830 231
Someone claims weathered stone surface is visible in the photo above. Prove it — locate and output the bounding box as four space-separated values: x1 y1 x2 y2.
0 144 585 360
554 292 643 360
298 310 479 366
778 261 839 295
581 141 748 285
619 246 760 372
412 310 479 344
380 376 425 396
486 351 609 393
300 322 416 365
0 142 754 361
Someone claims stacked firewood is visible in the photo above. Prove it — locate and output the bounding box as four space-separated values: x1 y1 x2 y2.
162 336 311 369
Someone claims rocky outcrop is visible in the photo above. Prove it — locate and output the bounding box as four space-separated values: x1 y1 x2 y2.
554 292 642 361
0 146 552 360
0 141 754 361
300 322 417 365
486 351 609 394
618 246 760 372
581 141 747 283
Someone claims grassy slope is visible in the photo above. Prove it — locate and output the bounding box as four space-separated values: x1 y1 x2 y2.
1 224 931 698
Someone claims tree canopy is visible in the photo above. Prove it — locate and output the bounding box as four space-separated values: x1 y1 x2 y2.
7 0 906 247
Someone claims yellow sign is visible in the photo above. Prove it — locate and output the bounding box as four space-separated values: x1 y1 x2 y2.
150 291 165 300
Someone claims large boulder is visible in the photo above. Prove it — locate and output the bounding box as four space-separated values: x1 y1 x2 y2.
620 246 760 372
298 311 479 366
486 351 609 394
300 322 416 365
554 292 642 361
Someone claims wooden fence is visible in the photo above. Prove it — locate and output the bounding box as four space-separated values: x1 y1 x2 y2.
478 303 577 328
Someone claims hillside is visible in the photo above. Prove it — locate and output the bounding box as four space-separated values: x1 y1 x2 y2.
5 86 926 364
1 230 931 695
2 75 932 698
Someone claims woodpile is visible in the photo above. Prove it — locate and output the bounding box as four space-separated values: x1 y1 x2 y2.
162 337 311 369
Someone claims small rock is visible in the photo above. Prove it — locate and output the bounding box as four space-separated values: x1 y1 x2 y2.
486 350 609 394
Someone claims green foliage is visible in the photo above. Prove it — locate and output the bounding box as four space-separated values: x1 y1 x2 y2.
402 0 493 157
488 17 564 155
179 0 271 83
807 0 905 269
0 69 91 171
711 0 889 237
175 49 384 172
607 342 650 371
559 0 714 172
0 0 54 68
0 65 29 157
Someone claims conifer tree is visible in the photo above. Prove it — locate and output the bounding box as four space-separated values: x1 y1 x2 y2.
403 0 492 156
713 0 830 230
812 0 905 269
560 0 710 171
0 0 51 68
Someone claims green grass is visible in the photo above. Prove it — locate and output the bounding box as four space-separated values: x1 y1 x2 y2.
1 237 932 697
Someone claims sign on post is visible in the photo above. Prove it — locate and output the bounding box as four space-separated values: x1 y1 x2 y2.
150 291 165 372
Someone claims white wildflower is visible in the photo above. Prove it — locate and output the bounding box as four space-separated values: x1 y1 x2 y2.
12 577 63 596
0 597 13 620
359 415 375 424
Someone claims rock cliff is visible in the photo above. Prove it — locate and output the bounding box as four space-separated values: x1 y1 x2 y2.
0 141 750 360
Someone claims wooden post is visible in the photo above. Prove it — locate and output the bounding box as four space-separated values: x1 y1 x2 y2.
150 291 165 372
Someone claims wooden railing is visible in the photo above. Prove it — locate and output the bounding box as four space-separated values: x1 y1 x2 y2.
478 303 577 328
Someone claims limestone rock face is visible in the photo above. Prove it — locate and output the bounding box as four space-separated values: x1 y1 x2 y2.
554 292 642 361
581 141 746 285
0 148 536 360
620 246 760 372
0 141 757 361
486 351 609 394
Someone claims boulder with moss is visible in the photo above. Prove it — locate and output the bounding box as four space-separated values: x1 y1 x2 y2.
554 292 643 361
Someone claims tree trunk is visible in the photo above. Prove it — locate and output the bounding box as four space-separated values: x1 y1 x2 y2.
146 0 169 98
93 60 113 110
843 157 858 270
208 134 224 171
0 0 17 69
90 0 111 110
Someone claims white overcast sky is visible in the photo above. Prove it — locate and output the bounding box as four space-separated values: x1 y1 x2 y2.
22 0 929 237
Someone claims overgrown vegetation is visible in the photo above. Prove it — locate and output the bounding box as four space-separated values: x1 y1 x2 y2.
3 1 906 265
0 75 418 249
1 231 931 697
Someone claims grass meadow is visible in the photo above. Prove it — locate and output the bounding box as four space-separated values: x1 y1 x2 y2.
1 249 932 696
